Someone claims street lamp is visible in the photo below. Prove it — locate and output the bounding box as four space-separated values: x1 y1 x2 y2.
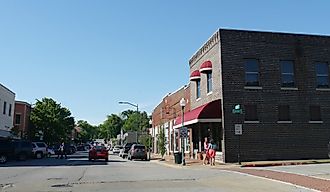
179 98 186 166
149 119 152 160
119 101 139 143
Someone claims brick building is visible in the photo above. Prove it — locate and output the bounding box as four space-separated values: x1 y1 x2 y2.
151 85 190 155
174 28 330 163
13 101 31 138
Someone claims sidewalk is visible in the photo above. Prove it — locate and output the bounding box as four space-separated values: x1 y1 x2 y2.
151 153 330 170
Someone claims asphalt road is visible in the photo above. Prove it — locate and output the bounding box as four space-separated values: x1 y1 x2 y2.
0 152 314 192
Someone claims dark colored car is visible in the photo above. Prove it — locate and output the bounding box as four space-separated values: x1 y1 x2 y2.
0 139 12 163
122 142 137 159
89 145 109 161
0 139 32 163
128 144 147 161
12 140 33 160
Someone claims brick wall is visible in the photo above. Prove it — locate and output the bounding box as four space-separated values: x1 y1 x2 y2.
220 29 330 162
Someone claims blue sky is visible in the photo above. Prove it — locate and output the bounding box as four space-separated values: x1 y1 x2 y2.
1 0 330 125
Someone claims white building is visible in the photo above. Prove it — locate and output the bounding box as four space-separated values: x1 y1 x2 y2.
0 83 15 138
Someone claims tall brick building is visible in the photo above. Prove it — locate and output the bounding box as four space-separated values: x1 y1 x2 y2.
175 29 330 162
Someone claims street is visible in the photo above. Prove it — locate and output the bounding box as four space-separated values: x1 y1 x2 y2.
0 151 316 192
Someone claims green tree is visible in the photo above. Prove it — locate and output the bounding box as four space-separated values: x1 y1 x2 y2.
122 111 150 132
157 126 166 159
30 98 75 144
98 114 123 140
76 120 98 142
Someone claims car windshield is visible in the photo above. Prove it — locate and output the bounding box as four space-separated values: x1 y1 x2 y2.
134 145 145 150
36 143 46 148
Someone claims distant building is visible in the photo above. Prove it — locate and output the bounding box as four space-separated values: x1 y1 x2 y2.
0 83 15 138
151 84 190 155
13 101 32 139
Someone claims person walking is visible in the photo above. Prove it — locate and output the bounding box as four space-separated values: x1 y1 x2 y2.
203 137 209 165
57 142 67 159
208 139 216 166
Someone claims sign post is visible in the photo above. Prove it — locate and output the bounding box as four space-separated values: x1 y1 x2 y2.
232 104 243 165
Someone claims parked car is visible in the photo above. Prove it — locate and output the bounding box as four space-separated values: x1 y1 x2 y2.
127 144 148 161
0 139 12 163
47 147 55 157
0 139 32 163
32 142 48 159
113 145 122 154
12 140 33 160
121 142 137 159
88 145 109 161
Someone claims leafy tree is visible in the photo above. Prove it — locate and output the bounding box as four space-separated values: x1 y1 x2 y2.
30 98 75 144
99 114 123 140
122 111 150 132
157 126 166 159
76 120 98 142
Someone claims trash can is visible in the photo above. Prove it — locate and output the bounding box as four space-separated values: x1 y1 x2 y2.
174 152 182 164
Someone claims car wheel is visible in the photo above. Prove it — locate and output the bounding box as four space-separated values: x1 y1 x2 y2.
0 154 7 164
36 152 43 159
105 158 108 162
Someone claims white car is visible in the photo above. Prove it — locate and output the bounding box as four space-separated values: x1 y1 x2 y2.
32 142 48 159
47 148 55 157
113 145 122 154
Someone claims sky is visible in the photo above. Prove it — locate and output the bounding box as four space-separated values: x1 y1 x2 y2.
1 0 330 125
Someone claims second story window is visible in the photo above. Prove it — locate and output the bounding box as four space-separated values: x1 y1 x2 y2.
9 104 12 116
15 114 21 125
310 105 321 121
244 104 258 121
316 63 329 88
280 60 295 87
196 80 201 99
3 101 6 115
207 73 212 93
278 105 290 121
244 59 260 86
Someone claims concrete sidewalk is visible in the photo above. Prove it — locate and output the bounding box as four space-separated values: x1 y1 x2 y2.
151 153 330 169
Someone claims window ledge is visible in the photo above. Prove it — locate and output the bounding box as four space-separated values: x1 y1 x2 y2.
244 121 260 123
196 98 201 101
309 121 323 124
281 87 298 91
277 121 292 124
316 88 330 91
207 91 213 96
244 86 262 90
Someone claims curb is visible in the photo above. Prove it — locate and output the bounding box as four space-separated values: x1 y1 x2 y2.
241 160 330 167
150 160 186 169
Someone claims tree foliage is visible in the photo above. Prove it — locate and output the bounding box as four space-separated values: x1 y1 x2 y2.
76 120 98 142
30 98 75 144
122 111 149 132
157 126 166 158
99 114 123 140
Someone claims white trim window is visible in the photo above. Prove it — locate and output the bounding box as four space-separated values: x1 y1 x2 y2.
244 59 260 87
280 60 295 88
316 63 329 88
206 72 212 93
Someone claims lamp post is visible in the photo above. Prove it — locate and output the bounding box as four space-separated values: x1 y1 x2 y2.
149 119 152 160
179 98 186 166
119 101 139 143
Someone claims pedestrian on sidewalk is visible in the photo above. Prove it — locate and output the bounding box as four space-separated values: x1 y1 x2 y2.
203 137 209 165
208 139 216 166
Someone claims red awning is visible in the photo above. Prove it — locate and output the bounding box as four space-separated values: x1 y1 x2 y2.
199 61 212 73
189 70 201 81
173 99 221 128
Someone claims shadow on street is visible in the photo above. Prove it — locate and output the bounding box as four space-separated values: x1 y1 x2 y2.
0 152 127 167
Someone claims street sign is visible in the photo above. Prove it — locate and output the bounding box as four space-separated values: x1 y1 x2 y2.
234 124 242 135
180 127 188 138
232 104 243 114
